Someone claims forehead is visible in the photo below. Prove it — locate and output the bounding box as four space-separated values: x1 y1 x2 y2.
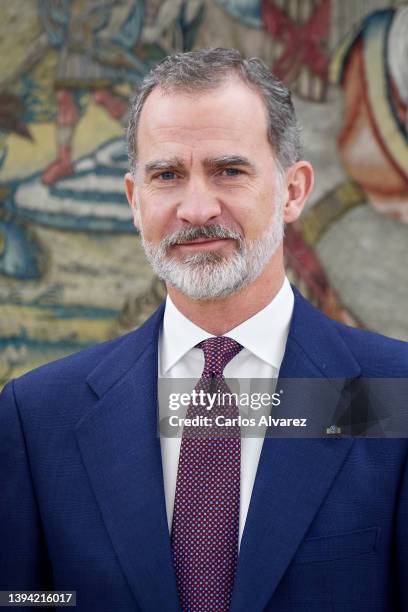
136 79 271 162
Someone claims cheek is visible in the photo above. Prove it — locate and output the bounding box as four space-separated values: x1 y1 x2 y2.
228 191 275 235
138 193 177 240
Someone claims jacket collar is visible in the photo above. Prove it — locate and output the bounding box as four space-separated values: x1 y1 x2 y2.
86 301 165 399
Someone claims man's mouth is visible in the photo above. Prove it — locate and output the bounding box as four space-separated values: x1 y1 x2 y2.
173 237 234 250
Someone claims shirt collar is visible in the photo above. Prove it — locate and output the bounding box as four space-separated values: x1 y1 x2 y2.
160 276 294 374
226 276 294 367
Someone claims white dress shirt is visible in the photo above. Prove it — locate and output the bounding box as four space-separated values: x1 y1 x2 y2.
158 277 294 546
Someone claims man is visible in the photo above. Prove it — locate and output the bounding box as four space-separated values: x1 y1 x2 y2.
1 48 407 611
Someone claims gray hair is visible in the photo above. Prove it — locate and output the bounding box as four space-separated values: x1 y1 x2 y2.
127 47 302 173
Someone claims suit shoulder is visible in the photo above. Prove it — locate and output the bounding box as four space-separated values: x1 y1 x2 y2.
291 287 408 377
11 329 137 398
10 299 165 410
12 299 166 392
333 320 408 376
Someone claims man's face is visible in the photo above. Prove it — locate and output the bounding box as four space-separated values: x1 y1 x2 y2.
125 78 287 299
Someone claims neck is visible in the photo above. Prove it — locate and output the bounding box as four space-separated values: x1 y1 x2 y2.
166 252 285 335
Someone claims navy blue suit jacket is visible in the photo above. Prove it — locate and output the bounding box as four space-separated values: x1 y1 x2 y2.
1 287 408 611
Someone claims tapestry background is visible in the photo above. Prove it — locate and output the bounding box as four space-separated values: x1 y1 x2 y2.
1 0 407 383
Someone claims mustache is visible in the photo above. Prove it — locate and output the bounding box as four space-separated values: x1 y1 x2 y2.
161 225 242 248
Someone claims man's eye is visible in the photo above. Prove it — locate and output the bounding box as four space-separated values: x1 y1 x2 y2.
158 171 176 180
222 168 243 177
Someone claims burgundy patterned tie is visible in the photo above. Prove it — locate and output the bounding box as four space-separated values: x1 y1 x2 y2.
171 336 243 611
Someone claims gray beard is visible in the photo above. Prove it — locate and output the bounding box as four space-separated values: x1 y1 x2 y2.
139 207 284 300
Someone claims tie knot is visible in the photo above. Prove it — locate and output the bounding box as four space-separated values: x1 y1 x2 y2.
196 336 243 377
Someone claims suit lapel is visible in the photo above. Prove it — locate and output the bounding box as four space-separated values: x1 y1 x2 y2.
230 288 361 612
75 303 180 612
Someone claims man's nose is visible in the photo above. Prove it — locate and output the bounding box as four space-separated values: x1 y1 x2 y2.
176 178 222 225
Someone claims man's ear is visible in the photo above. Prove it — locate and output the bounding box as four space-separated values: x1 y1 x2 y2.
124 172 141 230
282 161 314 224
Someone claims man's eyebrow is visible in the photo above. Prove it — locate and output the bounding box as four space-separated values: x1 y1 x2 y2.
144 158 184 175
144 155 257 175
204 155 256 172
